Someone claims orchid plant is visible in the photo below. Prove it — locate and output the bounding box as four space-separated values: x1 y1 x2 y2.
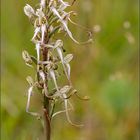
23 0 91 139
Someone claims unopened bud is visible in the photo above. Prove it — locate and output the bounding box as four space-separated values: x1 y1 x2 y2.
24 4 34 18
22 50 33 65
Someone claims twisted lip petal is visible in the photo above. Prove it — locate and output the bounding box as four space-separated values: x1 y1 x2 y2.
58 0 70 6
63 94 84 127
51 7 80 44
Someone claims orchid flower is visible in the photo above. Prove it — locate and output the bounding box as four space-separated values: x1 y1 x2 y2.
24 4 35 18
23 1 90 137
51 6 80 44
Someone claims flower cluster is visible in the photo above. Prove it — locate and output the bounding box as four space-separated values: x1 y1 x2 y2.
23 0 90 127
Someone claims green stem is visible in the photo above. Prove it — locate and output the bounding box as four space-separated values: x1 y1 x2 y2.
42 25 52 140
42 1 52 139
43 85 51 140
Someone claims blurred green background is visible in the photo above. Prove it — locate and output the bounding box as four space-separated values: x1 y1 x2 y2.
1 0 139 140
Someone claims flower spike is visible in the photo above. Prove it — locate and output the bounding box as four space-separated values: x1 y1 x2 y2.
23 1 90 138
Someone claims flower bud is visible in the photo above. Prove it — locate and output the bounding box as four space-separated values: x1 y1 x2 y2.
64 54 73 64
22 50 33 65
52 64 58 70
24 4 34 18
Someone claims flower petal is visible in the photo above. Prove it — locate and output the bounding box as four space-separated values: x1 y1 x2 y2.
32 27 40 41
39 71 45 81
40 0 46 8
26 86 33 113
58 0 70 6
49 69 59 92
65 63 71 79
51 7 80 44
36 43 40 61
63 94 83 127
56 47 69 79
41 24 46 42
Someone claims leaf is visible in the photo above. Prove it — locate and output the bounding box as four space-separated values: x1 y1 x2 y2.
64 54 73 64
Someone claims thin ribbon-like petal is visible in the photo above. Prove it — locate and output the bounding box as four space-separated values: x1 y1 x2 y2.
41 24 46 42
49 69 59 92
40 0 46 8
32 27 40 41
26 86 33 113
56 47 70 82
63 94 83 127
26 86 39 116
36 43 40 61
51 7 80 44
58 0 70 6
65 63 71 79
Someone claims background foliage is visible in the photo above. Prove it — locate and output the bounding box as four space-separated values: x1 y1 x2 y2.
1 0 139 140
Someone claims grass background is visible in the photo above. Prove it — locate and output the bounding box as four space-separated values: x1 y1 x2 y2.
1 0 139 140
